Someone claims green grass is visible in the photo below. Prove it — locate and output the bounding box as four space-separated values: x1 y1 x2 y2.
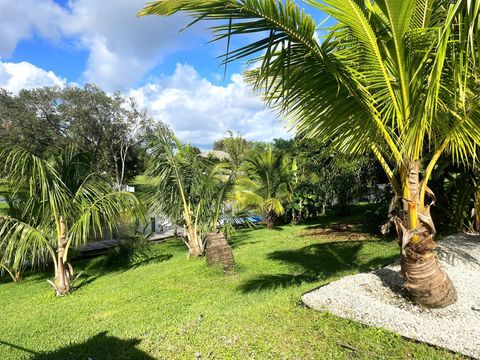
0 220 460 359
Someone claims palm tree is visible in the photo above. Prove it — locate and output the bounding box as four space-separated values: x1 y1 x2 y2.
141 131 228 257
139 0 480 307
234 146 292 228
0 147 140 295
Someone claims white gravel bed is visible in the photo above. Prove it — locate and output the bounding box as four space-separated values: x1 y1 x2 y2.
301 234 480 358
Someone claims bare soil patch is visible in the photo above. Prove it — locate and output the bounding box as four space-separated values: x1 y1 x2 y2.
301 223 378 241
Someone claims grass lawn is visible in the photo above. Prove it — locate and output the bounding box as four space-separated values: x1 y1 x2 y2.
0 211 460 359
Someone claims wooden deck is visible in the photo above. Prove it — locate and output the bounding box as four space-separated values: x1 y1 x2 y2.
77 228 183 258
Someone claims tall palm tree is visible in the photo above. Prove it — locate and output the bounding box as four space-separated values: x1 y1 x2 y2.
140 0 480 307
0 147 140 295
234 146 292 228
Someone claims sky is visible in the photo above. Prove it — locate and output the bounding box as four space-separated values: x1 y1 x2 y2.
0 0 330 149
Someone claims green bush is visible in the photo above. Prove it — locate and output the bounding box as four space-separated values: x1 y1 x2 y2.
105 235 152 269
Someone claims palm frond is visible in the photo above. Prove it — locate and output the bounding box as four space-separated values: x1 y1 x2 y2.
0 216 56 270
70 191 141 249
141 0 480 205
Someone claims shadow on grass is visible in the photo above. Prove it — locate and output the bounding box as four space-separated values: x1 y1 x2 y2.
107 254 174 273
302 221 365 232
239 241 398 293
1 252 174 294
301 203 378 231
228 230 260 250
0 331 154 359
74 253 174 289
72 273 103 291
129 254 173 269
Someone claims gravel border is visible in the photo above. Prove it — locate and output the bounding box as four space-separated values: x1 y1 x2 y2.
301 234 480 358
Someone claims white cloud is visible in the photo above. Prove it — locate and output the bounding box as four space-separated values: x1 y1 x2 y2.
61 0 201 91
0 0 66 56
0 0 206 90
0 61 66 93
129 64 291 148
0 58 290 147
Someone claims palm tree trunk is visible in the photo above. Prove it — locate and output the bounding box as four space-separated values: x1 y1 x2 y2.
1 264 21 283
266 211 276 229
205 232 235 272
399 161 457 308
185 225 203 257
54 217 69 296
474 189 480 232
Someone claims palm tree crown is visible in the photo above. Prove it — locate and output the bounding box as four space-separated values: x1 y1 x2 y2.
234 146 292 227
0 146 140 293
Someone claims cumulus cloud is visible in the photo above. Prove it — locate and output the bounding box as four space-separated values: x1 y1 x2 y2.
0 0 66 56
0 60 289 146
0 0 205 90
61 0 201 91
129 64 290 148
0 61 66 93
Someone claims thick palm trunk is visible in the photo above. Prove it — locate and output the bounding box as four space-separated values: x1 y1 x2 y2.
265 211 276 229
205 232 235 272
397 161 457 308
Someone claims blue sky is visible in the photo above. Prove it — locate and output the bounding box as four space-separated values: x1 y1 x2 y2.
0 0 330 148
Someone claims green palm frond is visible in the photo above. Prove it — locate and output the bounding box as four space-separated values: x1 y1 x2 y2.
233 186 265 211
141 0 480 207
0 146 70 231
264 197 284 216
232 146 291 216
70 191 140 249
142 130 236 238
0 216 55 270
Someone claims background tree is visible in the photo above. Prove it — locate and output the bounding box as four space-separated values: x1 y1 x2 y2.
274 138 379 221
213 131 251 168
140 0 480 307
323 154 376 215
0 84 165 185
0 87 67 157
103 97 158 189
429 158 480 233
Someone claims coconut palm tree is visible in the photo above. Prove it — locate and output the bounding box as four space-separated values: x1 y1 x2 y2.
0 147 140 295
139 0 480 307
234 146 292 228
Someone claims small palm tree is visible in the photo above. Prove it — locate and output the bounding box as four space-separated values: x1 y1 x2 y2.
140 0 480 307
141 131 226 257
234 146 292 228
0 147 140 295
